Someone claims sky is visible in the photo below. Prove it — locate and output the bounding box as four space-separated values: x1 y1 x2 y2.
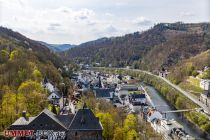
0 0 209 44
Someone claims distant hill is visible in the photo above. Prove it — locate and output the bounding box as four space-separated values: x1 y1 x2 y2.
62 22 210 71
40 41 76 52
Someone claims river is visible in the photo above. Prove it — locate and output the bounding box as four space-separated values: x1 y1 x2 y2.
145 85 206 140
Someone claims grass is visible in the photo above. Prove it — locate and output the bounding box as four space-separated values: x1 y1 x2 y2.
128 90 144 94
178 76 202 97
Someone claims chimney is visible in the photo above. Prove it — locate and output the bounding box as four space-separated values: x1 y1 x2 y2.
83 103 87 109
22 111 28 121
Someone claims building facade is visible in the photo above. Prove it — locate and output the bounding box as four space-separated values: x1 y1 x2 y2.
6 106 103 140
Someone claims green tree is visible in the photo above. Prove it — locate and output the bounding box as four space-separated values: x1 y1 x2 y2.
96 112 115 140
126 129 137 140
32 69 43 82
0 50 9 63
52 105 57 115
113 127 124 140
123 114 137 132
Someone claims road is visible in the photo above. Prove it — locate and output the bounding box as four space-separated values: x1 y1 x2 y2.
97 67 210 115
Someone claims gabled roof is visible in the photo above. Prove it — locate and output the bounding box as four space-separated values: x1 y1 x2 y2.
93 88 114 98
11 117 35 126
131 94 146 99
56 114 74 128
50 91 62 98
120 84 138 91
69 108 103 131
26 109 68 130
8 109 68 131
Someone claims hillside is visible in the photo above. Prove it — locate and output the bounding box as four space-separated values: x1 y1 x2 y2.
0 27 64 131
40 41 76 52
168 50 210 84
0 27 63 68
62 22 210 70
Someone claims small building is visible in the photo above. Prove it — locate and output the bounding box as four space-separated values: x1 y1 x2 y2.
42 77 55 93
200 91 210 107
159 67 169 78
200 80 210 90
118 84 139 91
129 93 146 105
47 91 63 106
93 88 115 100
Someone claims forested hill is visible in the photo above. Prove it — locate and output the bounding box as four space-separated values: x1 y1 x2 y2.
0 27 64 131
62 22 210 70
0 26 62 68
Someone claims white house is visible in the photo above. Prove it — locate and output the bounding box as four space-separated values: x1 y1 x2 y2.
200 80 210 90
200 91 210 107
45 82 55 92
47 91 63 108
42 78 55 92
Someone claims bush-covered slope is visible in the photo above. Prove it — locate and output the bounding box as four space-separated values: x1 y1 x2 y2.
0 27 63 131
63 22 210 70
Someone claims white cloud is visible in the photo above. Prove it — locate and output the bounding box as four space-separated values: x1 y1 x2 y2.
132 17 152 26
180 12 195 17
105 12 114 17
105 25 118 33
0 0 208 44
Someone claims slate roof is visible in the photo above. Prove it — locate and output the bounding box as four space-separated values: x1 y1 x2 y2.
11 117 35 126
120 84 138 91
69 108 103 131
56 114 74 128
9 108 103 132
51 90 62 98
131 94 146 99
93 88 114 98
39 109 67 129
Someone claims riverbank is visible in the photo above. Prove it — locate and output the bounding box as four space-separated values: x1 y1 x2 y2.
144 84 207 139
94 67 210 137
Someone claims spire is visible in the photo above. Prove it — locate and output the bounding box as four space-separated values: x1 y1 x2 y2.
98 75 102 88
83 103 87 109
43 76 48 84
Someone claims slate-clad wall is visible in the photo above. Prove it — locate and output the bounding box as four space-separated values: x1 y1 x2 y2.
68 130 103 140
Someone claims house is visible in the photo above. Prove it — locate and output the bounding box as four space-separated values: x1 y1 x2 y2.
6 105 103 140
129 93 146 105
47 91 63 106
127 93 146 113
159 68 169 78
200 80 210 90
200 91 210 107
117 90 129 104
93 88 115 100
7 109 72 139
42 77 55 93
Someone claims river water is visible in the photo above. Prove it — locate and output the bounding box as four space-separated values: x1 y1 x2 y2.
145 85 205 140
